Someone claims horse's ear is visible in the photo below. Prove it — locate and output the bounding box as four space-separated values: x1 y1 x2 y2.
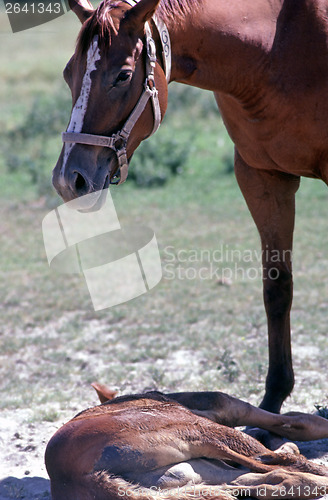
91 382 118 403
123 0 161 33
68 0 94 23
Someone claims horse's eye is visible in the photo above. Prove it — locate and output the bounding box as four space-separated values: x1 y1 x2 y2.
114 70 132 86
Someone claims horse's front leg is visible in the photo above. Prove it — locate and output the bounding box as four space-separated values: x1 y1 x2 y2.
234 151 300 413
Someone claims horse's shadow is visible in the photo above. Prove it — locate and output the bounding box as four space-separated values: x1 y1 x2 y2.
297 438 328 461
0 476 50 500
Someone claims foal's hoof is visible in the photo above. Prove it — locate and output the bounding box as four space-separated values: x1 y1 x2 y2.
274 441 300 456
244 427 287 451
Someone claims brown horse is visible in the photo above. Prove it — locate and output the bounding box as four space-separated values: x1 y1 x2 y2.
52 0 328 413
45 384 328 500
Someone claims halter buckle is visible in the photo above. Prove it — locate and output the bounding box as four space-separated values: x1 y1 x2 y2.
113 136 127 153
109 175 120 185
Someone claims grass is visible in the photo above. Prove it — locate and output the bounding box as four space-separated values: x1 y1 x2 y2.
0 8 327 424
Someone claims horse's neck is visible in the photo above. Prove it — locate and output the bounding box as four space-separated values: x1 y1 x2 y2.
165 0 328 96
164 0 281 95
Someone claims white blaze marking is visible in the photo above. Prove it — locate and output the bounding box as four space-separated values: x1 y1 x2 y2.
59 37 101 184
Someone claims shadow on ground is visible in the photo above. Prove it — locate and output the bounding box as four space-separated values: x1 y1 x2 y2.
297 438 328 461
0 476 50 500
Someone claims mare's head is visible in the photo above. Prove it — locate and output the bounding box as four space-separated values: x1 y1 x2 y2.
53 0 168 204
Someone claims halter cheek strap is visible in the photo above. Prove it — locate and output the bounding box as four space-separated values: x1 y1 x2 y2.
124 0 171 83
61 1 171 185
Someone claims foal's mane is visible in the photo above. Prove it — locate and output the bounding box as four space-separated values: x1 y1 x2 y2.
76 0 195 56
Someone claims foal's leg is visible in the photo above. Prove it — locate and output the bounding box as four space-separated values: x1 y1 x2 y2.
234 151 300 413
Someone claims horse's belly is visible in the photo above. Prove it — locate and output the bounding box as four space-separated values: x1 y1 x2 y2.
216 92 328 179
125 458 246 488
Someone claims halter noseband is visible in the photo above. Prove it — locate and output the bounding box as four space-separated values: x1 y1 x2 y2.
62 0 171 185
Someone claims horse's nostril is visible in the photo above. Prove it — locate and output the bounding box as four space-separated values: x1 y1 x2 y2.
74 171 88 193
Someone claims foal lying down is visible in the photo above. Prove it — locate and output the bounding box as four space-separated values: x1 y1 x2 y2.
45 385 328 500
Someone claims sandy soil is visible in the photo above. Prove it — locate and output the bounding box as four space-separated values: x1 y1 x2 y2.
0 409 58 500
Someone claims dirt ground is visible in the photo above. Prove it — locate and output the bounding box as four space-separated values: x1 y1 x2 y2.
0 408 60 500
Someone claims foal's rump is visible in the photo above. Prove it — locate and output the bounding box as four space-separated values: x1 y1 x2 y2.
45 392 328 500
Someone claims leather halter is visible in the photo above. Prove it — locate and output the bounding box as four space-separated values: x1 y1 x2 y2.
62 0 171 185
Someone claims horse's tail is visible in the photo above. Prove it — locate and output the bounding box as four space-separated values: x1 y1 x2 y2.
49 471 235 500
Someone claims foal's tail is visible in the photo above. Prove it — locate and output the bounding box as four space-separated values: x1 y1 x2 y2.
259 450 328 477
50 472 235 500
94 472 236 500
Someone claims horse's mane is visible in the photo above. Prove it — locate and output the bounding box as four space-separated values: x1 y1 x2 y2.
157 0 194 22
76 0 196 56
76 1 121 55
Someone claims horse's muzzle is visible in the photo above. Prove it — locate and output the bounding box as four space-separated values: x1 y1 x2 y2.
52 144 112 204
